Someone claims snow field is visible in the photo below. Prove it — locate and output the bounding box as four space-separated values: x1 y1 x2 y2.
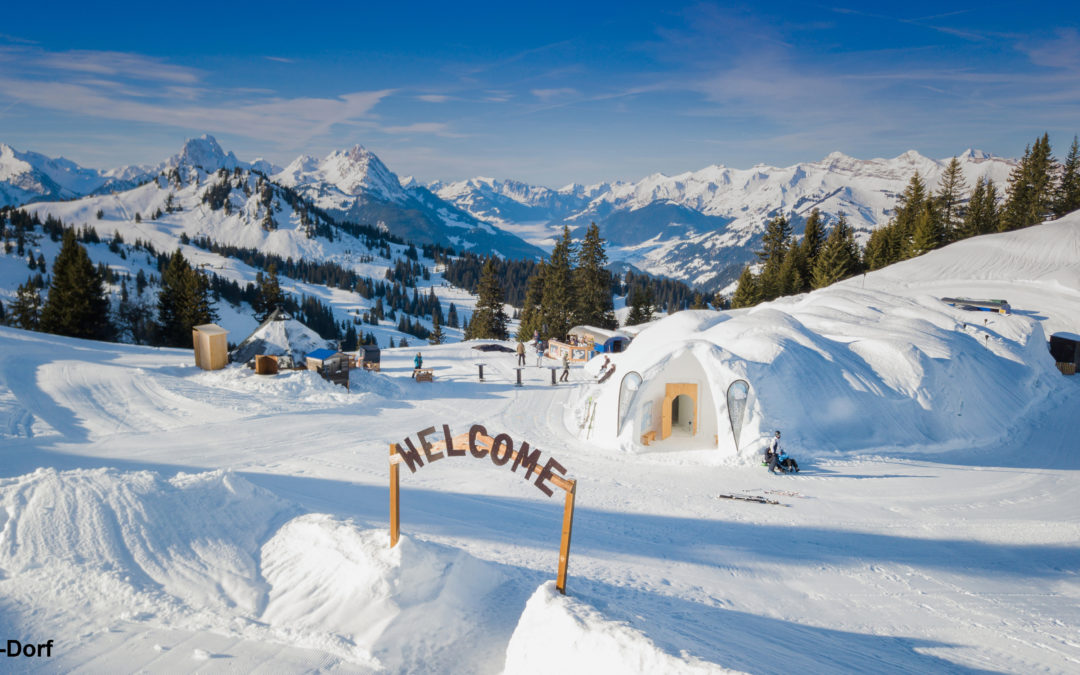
0 217 1078 672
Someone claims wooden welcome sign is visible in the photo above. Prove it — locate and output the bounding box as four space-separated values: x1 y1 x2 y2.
389 423 577 594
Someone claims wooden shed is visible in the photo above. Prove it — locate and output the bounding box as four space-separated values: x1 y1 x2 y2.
1049 333 1079 375
569 325 632 356
306 348 351 389
357 344 381 371
192 324 229 371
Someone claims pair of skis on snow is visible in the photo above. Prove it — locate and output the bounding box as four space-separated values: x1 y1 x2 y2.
716 489 806 505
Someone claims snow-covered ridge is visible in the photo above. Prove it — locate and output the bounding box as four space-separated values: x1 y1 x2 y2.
0 143 142 207
274 144 407 203
437 149 1017 289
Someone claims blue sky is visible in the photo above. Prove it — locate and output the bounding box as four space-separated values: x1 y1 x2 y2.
1 1 1077 185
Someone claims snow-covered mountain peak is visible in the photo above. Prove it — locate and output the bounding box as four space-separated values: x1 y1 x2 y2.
315 144 405 200
167 134 241 172
959 148 993 161
896 149 929 164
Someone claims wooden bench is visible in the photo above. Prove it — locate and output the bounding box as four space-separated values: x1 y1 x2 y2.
415 368 434 382
641 430 656 446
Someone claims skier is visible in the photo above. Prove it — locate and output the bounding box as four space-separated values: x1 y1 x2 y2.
559 350 570 382
413 352 423 379
516 341 526 366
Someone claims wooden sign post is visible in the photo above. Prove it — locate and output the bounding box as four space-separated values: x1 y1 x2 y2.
389 423 578 594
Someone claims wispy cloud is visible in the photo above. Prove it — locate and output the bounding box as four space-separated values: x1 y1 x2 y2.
35 50 202 83
264 56 295 64
0 45 394 146
416 94 452 103
531 87 577 102
1019 28 1080 71
828 6 988 42
380 122 467 138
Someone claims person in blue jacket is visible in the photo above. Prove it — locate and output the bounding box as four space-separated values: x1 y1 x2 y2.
765 430 799 473
412 352 423 378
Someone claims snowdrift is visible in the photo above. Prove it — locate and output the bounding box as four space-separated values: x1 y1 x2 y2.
505 583 741 674
0 468 525 671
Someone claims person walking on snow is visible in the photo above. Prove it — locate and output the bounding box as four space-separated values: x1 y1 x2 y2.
535 339 545 367
412 352 423 379
516 341 526 366
559 350 570 382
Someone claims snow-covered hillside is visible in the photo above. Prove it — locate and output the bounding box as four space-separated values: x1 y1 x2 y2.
3 153 486 348
273 144 545 259
437 149 1016 289
0 215 1077 673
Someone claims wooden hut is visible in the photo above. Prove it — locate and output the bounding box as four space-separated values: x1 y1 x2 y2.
357 344 381 371
548 326 632 363
306 348 351 389
192 324 229 371
1049 333 1080 375
569 325 632 356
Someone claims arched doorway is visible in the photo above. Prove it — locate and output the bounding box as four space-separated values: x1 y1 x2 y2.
660 383 698 440
671 394 695 436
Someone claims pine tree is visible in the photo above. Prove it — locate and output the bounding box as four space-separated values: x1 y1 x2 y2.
893 172 929 258
40 229 113 340
342 324 358 351
1055 136 1080 218
574 223 616 329
861 226 891 272
777 246 804 296
428 311 445 345
10 277 43 330
935 157 968 242
730 265 761 308
1001 134 1057 230
906 202 944 257
800 209 826 280
540 226 576 340
756 215 792 301
811 215 860 289
447 302 459 328
516 264 545 341
960 177 1000 238
466 258 509 340
253 264 284 322
157 249 217 348
625 285 654 325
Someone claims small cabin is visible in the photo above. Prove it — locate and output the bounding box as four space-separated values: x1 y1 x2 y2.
570 325 633 356
306 348 350 389
192 324 229 371
1049 333 1080 375
357 344 381 371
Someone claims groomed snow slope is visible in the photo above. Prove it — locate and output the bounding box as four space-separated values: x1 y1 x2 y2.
0 216 1078 673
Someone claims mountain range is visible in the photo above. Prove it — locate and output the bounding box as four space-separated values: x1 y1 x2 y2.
1 136 1016 291
432 149 1015 290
